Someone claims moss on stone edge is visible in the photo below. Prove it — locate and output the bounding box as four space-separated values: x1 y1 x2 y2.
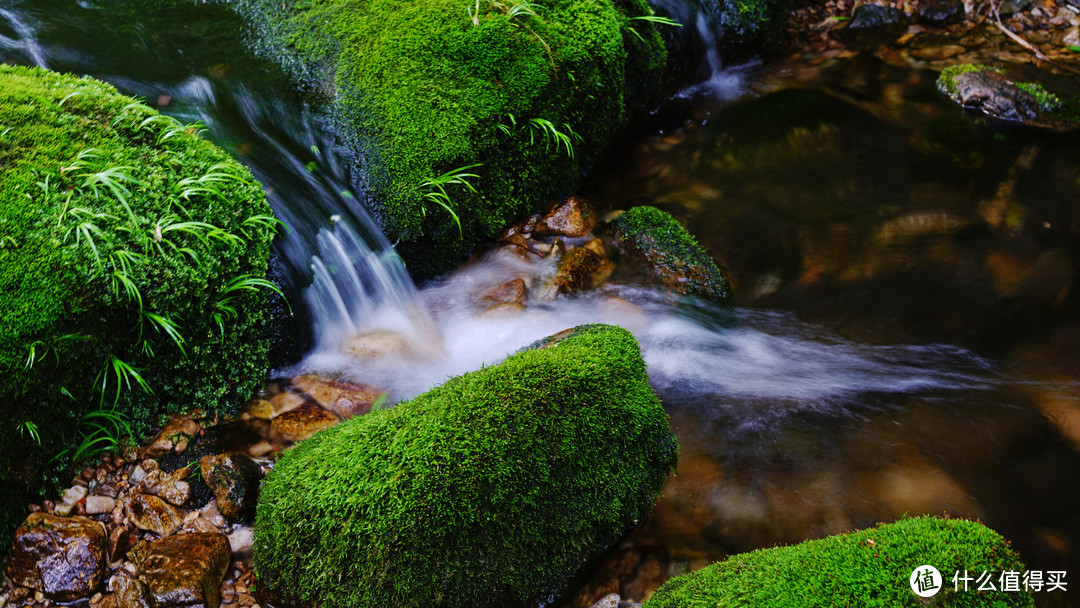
611 206 732 305
935 64 999 98
0 65 276 542
254 324 678 608
644 516 1034 608
230 0 668 277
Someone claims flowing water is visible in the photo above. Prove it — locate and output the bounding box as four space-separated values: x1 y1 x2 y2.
4 2 1080 605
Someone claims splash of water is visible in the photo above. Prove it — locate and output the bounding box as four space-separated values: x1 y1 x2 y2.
0 7 48 68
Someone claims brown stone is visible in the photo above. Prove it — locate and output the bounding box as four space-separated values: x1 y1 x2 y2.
5 513 107 602
343 330 413 358
244 398 274 420
142 417 201 459
479 302 527 318
199 453 264 523
124 494 185 537
291 374 384 419
108 526 134 564
133 533 230 608
537 247 603 299
109 571 152 608
534 196 599 238
481 278 528 306
270 402 339 442
136 470 191 507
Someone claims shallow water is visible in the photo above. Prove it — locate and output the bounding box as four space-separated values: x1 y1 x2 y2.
5 2 1080 605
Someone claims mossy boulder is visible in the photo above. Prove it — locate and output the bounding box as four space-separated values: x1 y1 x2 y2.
936 64 1080 131
0 65 276 543
644 516 1034 608
254 324 678 607
611 206 732 305
230 0 670 276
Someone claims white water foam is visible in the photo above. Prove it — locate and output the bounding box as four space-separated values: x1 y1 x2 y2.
0 7 48 68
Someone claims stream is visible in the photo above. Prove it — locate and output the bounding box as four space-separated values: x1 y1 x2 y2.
4 1 1080 605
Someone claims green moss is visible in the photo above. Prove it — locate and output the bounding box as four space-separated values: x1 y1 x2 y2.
232 0 668 276
0 65 276 543
254 324 678 607
1013 82 1062 113
936 64 999 98
611 206 732 304
644 516 1034 608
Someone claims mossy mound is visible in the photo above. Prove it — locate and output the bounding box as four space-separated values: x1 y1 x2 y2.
0 65 276 542
254 324 678 607
644 516 1034 608
231 0 669 276
611 206 732 304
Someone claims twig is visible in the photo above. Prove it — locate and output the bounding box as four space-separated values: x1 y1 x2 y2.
990 0 1080 75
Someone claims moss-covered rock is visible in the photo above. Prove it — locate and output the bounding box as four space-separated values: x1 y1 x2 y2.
254 324 678 607
230 0 669 276
644 516 1034 608
0 65 276 543
936 64 1080 131
611 206 732 305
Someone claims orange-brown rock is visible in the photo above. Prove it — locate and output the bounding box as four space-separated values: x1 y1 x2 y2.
6 513 107 602
291 374 385 419
270 402 339 442
534 196 599 238
141 417 201 459
537 247 603 299
133 533 230 608
124 494 185 537
136 470 191 507
481 278 527 306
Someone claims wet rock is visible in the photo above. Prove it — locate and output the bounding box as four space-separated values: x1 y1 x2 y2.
481 278 527 306
142 417 201 459
227 526 254 558
85 495 117 515
589 593 621 608
480 302 527 317
997 0 1030 15
344 330 413 358
268 389 305 416
918 0 965 27
834 4 907 49
5 513 107 602
108 527 134 564
199 453 263 522
124 494 185 537
271 402 340 442
132 533 230 608
537 247 603 299
943 68 1039 122
534 196 599 238
610 206 732 305
291 374 384 419
136 470 191 507
244 398 274 420
109 571 152 608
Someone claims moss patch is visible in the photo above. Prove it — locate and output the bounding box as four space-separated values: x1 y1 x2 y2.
611 206 732 304
644 516 1034 608
231 0 669 276
0 65 276 543
254 323 678 607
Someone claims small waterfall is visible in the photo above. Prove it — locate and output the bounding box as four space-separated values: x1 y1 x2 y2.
305 219 437 353
0 6 48 68
647 0 755 99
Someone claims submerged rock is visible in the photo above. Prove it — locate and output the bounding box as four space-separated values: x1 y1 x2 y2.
6 513 107 602
481 278 528 306
254 324 677 608
833 4 907 49
610 206 732 305
936 65 1078 131
537 247 604 300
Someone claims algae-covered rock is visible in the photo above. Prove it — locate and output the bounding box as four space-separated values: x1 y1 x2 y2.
231 0 669 276
0 64 277 543
254 324 678 608
936 64 1080 131
611 206 732 305
644 516 1034 608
